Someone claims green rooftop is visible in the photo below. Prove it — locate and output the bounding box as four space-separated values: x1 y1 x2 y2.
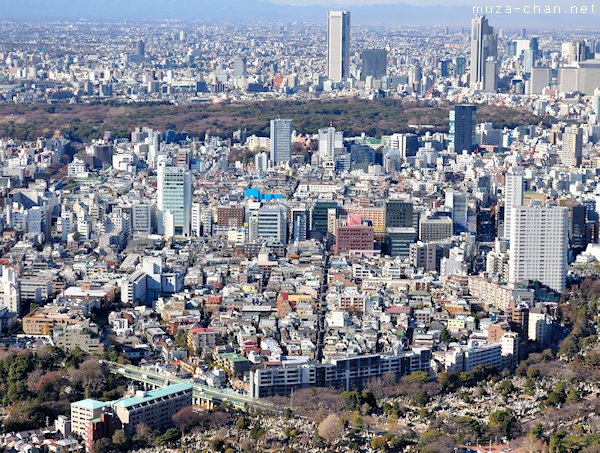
219 352 250 363
72 399 110 411
112 384 193 409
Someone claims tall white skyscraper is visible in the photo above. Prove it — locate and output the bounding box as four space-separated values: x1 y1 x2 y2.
559 125 583 167
508 204 568 293
318 126 344 162
593 88 600 124
191 202 202 237
270 119 292 165
470 15 497 90
254 152 269 174
157 166 192 237
503 171 524 240
0 266 20 315
327 10 351 83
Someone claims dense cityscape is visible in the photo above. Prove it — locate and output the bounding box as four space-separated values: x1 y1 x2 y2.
0 1 599 453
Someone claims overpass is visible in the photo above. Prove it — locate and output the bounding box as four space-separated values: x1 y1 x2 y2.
103 361 276 412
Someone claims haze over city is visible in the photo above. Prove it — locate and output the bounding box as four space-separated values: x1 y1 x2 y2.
2 0 600 27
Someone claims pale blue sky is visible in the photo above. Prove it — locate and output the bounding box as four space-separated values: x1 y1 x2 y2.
269 0 575 5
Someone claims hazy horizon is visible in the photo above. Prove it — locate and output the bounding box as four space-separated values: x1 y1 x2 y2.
1 0 598 28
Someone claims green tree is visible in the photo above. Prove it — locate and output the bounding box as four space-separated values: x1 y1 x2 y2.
112 430 128 451
92 438 114 453
498 379 515 396
406 371 430 384
174 329 189 351
411 390 430 407
488 409 515 438
440 327 452 343
370 436 388 451
235 416 249 430
438 371 460 392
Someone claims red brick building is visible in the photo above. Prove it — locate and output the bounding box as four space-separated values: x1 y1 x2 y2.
334 216 374 254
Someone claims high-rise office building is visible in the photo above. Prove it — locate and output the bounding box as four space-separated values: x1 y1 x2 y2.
571 205 589 256
0 266 20 315
470 16 497 90
255 151 268 174
250 206 288 244
560 125 583 167
291 207 308 242
565 40 589 64
508 204 568 293
449 105 477 153
438 60 450 78
270 119 292 164
503 171 524 240
455 57 467 76
530 67 551 95
327 10 351 83
233 56 247 78
445 190 468 232
334 217 374 254
385 200 413 229
157 166 192 237
361 49 387 80
131 204 152 236
137 39 145 58
593 88 600 122
318 126 344 162
312 201 339 235
530 37 540 59
484 58 498 92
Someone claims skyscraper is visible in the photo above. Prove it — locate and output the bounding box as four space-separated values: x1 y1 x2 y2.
291 207 308 242
137 39 145 58
449 105 477 153
503 171 524 241
470 16 497 90
270 119 292 165
484 58 498 92
385 200 413 229
318 126 344 163
361 49 387 80
233 56 247 78
157 166 192 237
327 10 351 83
593 87 600 122
560 125 583 167
455 57 466 76
445 190 468 232
249 205 288 244
508 204 568 293
566 40 589 64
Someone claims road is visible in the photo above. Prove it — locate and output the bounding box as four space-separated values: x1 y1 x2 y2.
316 251 329 362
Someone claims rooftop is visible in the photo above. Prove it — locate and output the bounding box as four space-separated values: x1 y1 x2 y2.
112 383 193 409
72 399 109 411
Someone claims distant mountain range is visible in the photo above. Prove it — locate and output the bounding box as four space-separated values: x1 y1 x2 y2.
2 0 598 28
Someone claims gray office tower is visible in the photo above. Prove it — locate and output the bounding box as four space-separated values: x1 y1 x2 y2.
270 119 293 164
234 56 247 78
386 200 413 228
361 49 388 80
137 39 145 58
449 105 477 154
327 11 351 83
470 16 497 90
